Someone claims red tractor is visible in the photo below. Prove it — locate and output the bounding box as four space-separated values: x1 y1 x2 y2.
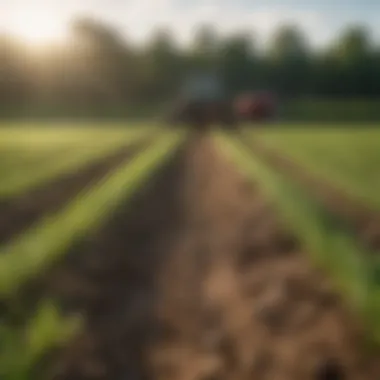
234 92 277 122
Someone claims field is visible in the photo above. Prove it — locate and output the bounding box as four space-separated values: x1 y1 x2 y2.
1 123 380 380
281 100 380 122
252 126 380 208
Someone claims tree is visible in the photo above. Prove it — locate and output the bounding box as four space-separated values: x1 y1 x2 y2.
1 17 380 118
267 25 312 96
143 27 182 100
334 26 371 64
330 25 374 96
190 24 220 71
0 36 33 113
219 33 257 94
68 17 139 109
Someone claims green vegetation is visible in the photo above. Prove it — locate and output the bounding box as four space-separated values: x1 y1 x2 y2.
0 301 80 380
0 129 185 380
2 18 380 121
217 131 380 345
2 123 380 377
282 100 380 122
248 127 380 208
0 126 153 197
0 130 184 297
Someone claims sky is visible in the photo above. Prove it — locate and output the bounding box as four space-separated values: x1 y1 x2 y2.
1 0 380 47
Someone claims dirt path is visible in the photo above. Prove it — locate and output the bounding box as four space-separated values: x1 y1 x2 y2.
0 141 147 245
239 135 380 251
41 135 380 380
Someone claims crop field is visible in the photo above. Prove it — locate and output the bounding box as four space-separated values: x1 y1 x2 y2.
1 123 380 380
250 125 380 208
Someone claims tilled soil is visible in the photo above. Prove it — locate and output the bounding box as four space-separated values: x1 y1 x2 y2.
39 135 380 380
239 136 380 251
0 141 146 245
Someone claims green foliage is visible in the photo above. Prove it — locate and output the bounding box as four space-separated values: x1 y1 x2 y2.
0 127 185 379
0 131 185 297
0 301 80 380
281 99 380 122
0 127 150 198
268 25 310 62
254 127 380 208
2 18 380 119
217 132 380 345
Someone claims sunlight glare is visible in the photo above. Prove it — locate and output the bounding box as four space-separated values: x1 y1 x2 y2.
5 9 66 46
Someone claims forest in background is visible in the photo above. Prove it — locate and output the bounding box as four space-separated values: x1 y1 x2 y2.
2 17 380 120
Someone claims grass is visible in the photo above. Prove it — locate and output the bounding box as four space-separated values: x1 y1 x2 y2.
217 131 380 345
0 129 185 380
0 300 80 380
0 126 153 198
246 126 380 209
0 130 185 298
281 100 380 122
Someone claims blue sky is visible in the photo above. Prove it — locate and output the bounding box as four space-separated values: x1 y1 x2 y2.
1 0 379 47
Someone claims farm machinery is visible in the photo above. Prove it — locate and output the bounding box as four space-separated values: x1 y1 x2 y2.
234 92 277 123
167 73 236 131
166 73 277 130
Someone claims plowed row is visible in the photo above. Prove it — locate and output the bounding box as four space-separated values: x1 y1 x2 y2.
0 141 146 245
8 134 378 380
239 135 380 251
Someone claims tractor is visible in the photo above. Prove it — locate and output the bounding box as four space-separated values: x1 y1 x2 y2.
233 91 278 123
167 73 237 131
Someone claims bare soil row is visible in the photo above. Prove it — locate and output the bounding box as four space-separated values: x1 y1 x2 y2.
239 136 380 251
0 140 148 246
23 135 380 380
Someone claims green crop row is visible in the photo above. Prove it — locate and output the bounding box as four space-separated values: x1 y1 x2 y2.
0 131 185 298
0 129 150 198
247 127 380 209
0 130 186 380
0 124 157 146
216 131 380 345
0 300 80 380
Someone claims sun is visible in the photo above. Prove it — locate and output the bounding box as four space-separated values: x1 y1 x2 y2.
5 9 66 46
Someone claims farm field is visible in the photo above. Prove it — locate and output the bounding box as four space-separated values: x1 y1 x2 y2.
1 124 380 380
0 125 157 198
249 125 380 209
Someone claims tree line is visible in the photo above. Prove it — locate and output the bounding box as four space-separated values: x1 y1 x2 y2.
1 17 380 117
